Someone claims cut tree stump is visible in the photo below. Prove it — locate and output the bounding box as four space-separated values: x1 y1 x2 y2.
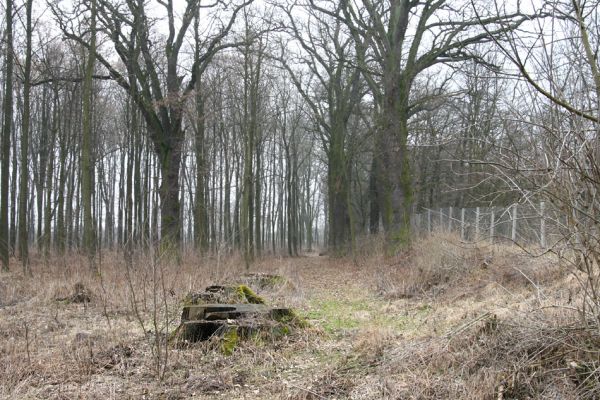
172 285 304 346
175 304 296 342
182 303 271 321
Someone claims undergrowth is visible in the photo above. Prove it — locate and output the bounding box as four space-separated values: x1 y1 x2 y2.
0 233 596 399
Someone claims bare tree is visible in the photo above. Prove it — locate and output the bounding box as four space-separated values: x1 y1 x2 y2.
311 0 537 251
277 1 364 255
483 0 600 322
52 0 252 254
1 0 14 271
82 0 98 270
18 0 33 274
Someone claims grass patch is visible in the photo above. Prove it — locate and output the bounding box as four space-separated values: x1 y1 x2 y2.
304 294 431 335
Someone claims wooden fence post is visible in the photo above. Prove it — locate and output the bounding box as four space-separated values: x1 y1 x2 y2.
475 207 480 240
540 201 546 249
461 208 465 240
490 208 495 244
511 204 517 242
427 209 431 234
448 206 453 231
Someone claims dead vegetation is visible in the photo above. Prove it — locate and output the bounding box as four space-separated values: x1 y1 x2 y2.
0 234 597 399
373 232 567 300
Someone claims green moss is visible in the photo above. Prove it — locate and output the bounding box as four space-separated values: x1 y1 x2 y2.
220 328 239 356
236 285 266 304
270 324 291 338
182 285 267 306
272 308 309 329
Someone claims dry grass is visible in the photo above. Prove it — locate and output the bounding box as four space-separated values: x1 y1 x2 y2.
370 231 567 300
0 234 597 399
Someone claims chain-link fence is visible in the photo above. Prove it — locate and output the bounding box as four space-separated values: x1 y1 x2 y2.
410 202 567 248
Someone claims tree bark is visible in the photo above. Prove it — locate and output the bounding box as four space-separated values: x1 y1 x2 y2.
327 131 350 254
378 76 412 250
82 0 97 270
19 0 33 273
1 0 14 271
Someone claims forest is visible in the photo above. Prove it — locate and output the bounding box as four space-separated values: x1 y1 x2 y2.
1 0 600 398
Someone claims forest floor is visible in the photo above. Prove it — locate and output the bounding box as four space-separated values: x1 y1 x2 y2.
0 233 595 399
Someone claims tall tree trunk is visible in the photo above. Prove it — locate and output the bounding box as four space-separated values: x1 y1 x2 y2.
133 111 142 246
19 0 33 275
255 149 262 257
66 145 77 250
156 132 183 254
10 123 18 256
368 156 380 234
193 13 209 253
44 89 59 259
378 75 412 251
82 0 97 270
223 123 232 248
327 128 350 255
125 98 134 265
241 49 255 266
1 0 14 271
194 80 209 252
36 87 49 252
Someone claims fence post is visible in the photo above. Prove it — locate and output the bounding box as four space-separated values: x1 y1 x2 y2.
439 208 443 230
461 208 465 240
475 207 480 240
511 204 518 242
490 208 495 244
448 206 453 232
540 201 546 249
427 209 431 234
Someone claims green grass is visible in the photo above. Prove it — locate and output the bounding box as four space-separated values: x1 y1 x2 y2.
303 293 432 335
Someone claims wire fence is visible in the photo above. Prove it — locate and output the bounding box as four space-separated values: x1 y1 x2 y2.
411 202 567 248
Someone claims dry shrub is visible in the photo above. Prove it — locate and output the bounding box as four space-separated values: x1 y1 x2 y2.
373 232 564 300
380 306 598 399
373 232 476 299
290 360 360 400
0 249 317 399
0 267 41 307
352 327 397 366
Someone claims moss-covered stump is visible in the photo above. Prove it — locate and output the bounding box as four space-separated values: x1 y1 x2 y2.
181 303 271 321
172 302 307 353
183 284 265 306
174 283 307 353
176 319 263 343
